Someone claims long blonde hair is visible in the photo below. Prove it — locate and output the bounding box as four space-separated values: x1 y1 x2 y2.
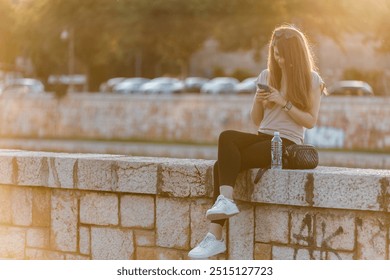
267 25 315 111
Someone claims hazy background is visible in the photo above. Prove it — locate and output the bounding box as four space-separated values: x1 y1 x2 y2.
1 0 390 93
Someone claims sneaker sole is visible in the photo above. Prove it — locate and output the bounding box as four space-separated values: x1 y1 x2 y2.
188 247 226 259
206 210 239 221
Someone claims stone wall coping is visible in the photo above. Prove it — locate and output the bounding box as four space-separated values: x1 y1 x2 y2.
1 149 389 213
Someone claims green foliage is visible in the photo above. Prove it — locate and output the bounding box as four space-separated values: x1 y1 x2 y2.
0 0 17 66
373 1 390 53
2 0 390 90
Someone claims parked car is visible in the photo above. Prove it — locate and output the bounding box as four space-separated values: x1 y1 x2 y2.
184 77 209 93
140 77 185 94
328 80 374 96
1 78 44 94
112 78 150 94
235 77 257 94
201 77 239 95
99 77 127 92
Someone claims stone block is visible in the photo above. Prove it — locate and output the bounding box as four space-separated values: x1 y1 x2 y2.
27 228 50 249
0 226 26 259
116 159 159 194
272 246 321 260
315 211 355 251
254 243 272 260
356 216 386 259
76 158 118 192
79 226 90 255
327 251 354 260
120 195 154 229
158 159 212 198
48 157 77 189
136 247 190 260
65 254 90 260
51 190 78 252
0 156 13 184
313 171 382 211
11 187 32 226
0 185 11 224
135 247 158 260
293 248 321 260
255 206 289 244
229 203 254 260
271 246 295 260
234 170 255 201
190 199 213 248
250 170 309 207
135 230 155 247
91 227 134 260
15 156 49 186
80 193 118 226
155 248 189 260
32 188 51 227
156 198 190 249
25 249 65 260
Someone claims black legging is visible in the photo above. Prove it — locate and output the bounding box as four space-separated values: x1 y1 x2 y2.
212 130 295 226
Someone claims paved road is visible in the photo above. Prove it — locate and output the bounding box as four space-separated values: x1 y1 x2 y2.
0 138 389 169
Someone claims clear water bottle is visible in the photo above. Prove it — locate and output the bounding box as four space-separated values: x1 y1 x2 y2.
271 131 283 169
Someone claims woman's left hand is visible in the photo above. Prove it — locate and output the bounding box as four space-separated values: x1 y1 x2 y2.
265 86 286 107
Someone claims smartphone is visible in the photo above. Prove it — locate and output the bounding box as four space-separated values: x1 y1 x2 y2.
256 83 272 92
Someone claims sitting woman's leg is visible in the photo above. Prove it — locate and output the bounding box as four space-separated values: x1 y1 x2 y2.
208 161 225 240
189 131 275 259
206 130 273 221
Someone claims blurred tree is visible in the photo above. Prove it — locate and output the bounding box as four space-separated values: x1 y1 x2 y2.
210 0 286 53
0 0 18 68
373 0 390 53
210 0 365 52
15 0 225 89
11 0 390 91
124 0 217 78
15 0 127 89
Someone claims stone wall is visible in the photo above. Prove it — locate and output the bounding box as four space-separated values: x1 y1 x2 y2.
0 149 389 260
1 92 390 150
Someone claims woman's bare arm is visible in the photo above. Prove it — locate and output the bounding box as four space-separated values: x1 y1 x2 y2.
265 85 322 129
250 91 267 127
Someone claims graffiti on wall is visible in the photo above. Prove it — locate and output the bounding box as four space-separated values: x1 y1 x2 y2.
305 126 345 148
293 213 345 260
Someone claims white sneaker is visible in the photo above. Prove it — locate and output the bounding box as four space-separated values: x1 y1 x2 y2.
188 232 226 259
206 195 240 221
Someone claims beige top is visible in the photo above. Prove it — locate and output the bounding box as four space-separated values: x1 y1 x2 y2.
256 69 325 144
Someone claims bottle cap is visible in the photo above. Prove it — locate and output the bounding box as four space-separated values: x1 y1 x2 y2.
274 131 280 136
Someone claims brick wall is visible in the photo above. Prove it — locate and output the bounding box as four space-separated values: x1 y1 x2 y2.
1 93 390 150
0 150 389 260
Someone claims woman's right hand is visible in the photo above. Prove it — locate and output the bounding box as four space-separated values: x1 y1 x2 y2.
255 89 270 103
255 89 275 108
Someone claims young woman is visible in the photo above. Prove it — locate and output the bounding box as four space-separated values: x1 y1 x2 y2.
188 24 326 259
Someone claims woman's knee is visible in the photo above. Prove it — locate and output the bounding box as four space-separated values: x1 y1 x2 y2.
218 130 238 145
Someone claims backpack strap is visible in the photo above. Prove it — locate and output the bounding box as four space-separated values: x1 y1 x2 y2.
254 165 271 184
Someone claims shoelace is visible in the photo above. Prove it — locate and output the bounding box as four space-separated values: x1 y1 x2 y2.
199 235 214 248
211 196 227 209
